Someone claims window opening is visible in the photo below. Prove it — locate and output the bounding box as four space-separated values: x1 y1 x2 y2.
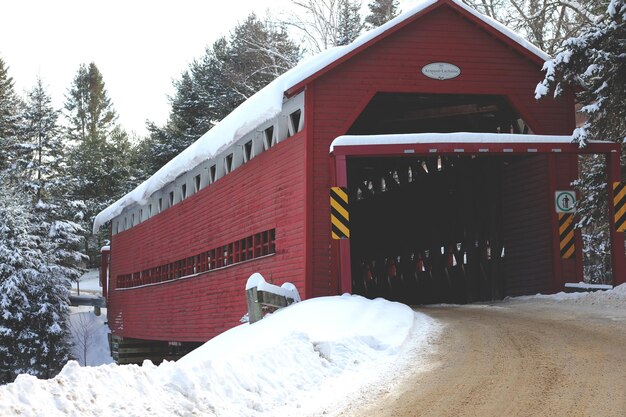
289 109 302 135
158 198 163 213
194 175 201 192
169 191 174 207
225 153 234 174
181 183 187 200
263 126 274 150
116 229 276 288
209 165 216 183
244 140 253 162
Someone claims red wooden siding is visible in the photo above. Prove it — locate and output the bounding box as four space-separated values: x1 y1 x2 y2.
307 4 575 296
554 154 582 286
501 155 553 296
108 133 307 342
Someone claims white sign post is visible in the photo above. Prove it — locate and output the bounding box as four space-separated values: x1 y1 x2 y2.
555 190 576 213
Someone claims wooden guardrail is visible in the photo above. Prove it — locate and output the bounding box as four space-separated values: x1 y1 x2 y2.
245 273 301 323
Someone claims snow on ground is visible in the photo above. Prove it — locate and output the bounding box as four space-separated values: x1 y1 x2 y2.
68 306 114 367
71 269 102 295
501 283 626 321
507 283 626 310
0 295 438 417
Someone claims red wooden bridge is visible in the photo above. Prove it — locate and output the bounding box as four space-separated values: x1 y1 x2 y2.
95 0 626 363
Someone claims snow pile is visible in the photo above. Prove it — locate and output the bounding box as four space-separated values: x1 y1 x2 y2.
93 0 550 233
245 272 301 302
508 283 626 311
0 295 434 417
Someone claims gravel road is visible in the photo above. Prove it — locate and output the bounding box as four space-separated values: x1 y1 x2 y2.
341 300 626 417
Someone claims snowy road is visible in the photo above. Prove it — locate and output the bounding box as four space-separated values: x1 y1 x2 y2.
341 299 626 417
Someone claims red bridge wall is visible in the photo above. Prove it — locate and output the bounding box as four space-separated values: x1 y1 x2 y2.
306 3 575 296
108 133 307 342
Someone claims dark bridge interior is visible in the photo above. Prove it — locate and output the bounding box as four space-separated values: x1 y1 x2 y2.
348 93 527 135
346 93 544 304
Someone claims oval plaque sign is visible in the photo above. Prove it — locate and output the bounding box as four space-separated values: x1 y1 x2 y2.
421 62 461 80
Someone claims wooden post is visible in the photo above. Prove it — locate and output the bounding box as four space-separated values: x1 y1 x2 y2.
335 154 352 294
246 287 263 324
607 151 626 286
100 246 110 300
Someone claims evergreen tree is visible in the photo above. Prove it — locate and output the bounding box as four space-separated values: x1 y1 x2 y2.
64 63 131 264
143 70 210 171
17 78 64 200
18 77 87 285
143 14 301 174
365 0 399 29
337 0 363 45
536 0 626 282
65 63 117 144
0 181 72 384
0 57 22 174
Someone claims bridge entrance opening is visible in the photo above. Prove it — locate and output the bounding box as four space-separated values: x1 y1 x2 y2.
347 154 552 304
343 93 553 304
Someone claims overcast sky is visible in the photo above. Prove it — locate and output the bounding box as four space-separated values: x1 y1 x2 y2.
1 0 416 137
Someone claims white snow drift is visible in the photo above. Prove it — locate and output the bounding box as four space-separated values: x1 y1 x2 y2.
0 295 434 417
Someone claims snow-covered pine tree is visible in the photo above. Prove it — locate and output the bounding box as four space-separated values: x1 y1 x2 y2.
17 78 64 199
0 57 22 174
337 0 363 45
0 181 72 384
364 0 399 29
536 0 626 282
17 77 88 288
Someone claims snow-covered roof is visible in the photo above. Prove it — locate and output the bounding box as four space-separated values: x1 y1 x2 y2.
330 133 576 151
93 0 550 233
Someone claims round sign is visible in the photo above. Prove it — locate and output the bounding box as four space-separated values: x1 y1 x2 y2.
421 62 461 80
555 191 576 213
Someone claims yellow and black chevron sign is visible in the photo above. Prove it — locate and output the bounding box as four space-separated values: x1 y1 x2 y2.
330 186 350 239
558 213 575 259
613 182 626 232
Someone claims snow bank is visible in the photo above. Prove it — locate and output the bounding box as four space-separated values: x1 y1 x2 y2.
508 283 626 311
93 0 550 233
0 295 432 417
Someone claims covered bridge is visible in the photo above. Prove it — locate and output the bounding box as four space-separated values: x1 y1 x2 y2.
94 0 626 361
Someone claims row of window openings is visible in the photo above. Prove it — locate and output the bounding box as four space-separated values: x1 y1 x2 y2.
118 110 302 232
116 229 276 289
